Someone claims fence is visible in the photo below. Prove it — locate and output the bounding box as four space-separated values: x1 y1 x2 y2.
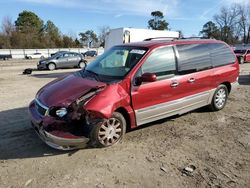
0 48 104 59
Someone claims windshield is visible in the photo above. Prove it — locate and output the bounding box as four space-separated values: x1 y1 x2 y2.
234 49 247 54
82 46 147 83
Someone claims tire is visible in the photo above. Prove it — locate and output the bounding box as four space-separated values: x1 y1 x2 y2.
209 85 228 111
239 56 244 64
78 61 86 69
48 63 56 71
90 112 126 147
40 56 45 59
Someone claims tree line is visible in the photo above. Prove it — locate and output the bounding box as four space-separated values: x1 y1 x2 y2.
200 2 250 44
0 10 171 49
0 11 111 49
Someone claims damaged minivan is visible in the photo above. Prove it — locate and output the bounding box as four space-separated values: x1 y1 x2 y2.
29 39 239 150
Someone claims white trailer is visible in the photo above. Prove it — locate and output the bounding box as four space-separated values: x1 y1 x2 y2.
105 27 180 50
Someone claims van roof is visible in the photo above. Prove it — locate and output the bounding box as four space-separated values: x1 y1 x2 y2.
122 39 225 49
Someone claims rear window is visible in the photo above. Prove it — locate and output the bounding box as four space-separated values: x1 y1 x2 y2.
208 43 235 67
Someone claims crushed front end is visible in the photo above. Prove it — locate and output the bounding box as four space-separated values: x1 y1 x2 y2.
29 98 93 150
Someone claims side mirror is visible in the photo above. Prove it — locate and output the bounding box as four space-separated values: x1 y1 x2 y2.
135 72 156 85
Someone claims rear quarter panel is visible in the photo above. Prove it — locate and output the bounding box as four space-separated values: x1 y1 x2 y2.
211 62 239 89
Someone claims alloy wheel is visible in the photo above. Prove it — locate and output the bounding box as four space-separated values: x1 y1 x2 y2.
215 88 226 109
98 118 122 146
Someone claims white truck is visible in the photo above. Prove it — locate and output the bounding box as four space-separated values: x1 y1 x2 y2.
104 27 180 50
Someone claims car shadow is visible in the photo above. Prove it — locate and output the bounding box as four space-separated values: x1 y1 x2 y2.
0 107 71 160
29 69 79 79
238 74 250 85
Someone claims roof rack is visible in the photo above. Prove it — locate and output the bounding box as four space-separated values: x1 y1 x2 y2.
180 37 208 40
143 37 179 41
144 37 211 42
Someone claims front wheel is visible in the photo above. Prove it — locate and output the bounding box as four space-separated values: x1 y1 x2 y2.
90 112 126 147
48 63 56 71
78 61 86 69
209 85 228 111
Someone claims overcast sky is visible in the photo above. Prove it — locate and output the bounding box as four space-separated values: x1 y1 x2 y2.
0 0 248 37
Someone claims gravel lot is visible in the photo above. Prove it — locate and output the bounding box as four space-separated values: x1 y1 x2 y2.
0 59 249 188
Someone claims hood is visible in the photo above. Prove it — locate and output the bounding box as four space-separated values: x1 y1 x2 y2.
40 56 54 62
37 73 106 107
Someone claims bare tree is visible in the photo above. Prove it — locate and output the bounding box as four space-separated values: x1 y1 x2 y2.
214 4 241 44
98 26 110 47
1 16 14 36
237 3 250 43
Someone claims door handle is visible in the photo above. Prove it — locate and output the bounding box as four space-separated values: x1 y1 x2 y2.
170 81 179 87
188 78 195 83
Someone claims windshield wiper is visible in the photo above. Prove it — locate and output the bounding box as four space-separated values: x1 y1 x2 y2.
85 69 100 81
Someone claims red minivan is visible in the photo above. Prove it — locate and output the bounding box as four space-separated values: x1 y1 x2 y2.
29 39 239 150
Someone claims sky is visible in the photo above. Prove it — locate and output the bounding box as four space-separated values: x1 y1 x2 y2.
0 0 248 38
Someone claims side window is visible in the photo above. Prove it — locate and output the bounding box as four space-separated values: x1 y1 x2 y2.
208 43 235 67
141 46 176 80
63 53 69 57
176 44 212 74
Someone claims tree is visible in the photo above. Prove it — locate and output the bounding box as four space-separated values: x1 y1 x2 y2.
44 20 60 40
62 35 75 48
1 16 14 36
15 10 43 33
177 30 184 39
200 21 220 39
214 5 240 44
148 11 169 30
237 3 250 43
98 26 110 47
79 30 98 48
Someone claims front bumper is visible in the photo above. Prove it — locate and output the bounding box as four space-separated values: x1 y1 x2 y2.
29 100 90 150
31 121 89 150
37 63 47 70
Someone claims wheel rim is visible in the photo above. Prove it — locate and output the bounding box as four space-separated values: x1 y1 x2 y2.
98 118 122 146
215 88 226 108
49 64 55 70
79 62 84 68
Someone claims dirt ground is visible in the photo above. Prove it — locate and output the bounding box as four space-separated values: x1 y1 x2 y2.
0 59 249 188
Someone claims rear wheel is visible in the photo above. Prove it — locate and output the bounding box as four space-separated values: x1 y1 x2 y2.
48 63 56 71
90 112 126 147
209 85 228 111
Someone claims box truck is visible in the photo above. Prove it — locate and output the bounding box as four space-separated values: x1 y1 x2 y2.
104 27 180 50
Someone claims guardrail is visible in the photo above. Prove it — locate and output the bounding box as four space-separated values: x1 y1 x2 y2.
0 48 104 59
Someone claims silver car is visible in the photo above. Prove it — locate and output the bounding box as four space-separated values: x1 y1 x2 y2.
37 52 86 70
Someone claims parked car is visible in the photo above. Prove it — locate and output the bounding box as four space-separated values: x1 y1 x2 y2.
29 39 239 150
234 49 250 64
82 50 97 57
37 52 85 70
25 52 45 59
0 54 12 60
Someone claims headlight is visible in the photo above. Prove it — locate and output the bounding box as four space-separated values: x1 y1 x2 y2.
56 108 67 117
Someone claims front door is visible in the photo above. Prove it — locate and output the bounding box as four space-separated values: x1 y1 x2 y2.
131 46 182 125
